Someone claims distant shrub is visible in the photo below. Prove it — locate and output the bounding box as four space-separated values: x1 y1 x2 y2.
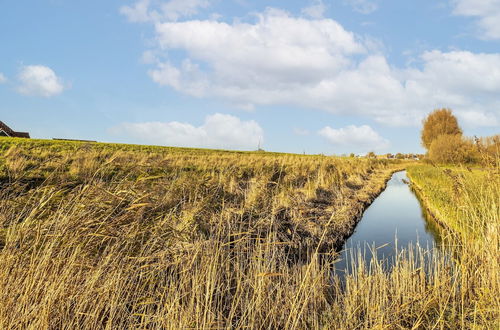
475 134 500 166
428 134 477 164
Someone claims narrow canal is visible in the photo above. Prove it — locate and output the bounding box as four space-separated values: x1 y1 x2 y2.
335 171 442 274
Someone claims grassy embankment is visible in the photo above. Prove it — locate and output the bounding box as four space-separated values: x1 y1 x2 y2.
407 164 499 328
0 138 404 329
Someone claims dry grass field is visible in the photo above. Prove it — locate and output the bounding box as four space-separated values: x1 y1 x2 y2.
0 138 497 328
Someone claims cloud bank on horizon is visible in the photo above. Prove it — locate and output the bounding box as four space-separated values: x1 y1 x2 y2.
319 125 389 152
111 113 264 151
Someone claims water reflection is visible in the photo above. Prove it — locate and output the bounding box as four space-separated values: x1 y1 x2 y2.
419 202 443 245
334 171 444 275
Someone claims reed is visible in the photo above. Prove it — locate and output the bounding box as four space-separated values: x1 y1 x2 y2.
0 138 497 328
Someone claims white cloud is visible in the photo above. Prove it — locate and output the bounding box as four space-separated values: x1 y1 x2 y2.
402 50 500 126
149 59 209 97
456 110 499 127
111 113 264 150
453 0 500 39
153 9 365 70
319 125 389 151
126 8 499 128
302 0 327 19
161 0 210 21
17 65 65 97
149 8 365 101
120 0 152 22
343 0 378 14
120 0 211 23
0 73 6 84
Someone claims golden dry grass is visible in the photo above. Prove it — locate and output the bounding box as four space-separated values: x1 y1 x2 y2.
0 138 497 329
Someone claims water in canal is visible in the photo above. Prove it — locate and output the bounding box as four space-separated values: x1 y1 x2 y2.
335 171 442 274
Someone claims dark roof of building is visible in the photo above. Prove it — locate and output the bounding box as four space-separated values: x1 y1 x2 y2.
0 121 30 138
12 132 31 138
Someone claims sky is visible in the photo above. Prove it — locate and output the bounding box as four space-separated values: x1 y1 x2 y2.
1 0 499 155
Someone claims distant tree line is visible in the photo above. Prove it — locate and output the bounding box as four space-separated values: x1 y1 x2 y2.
352 152 423 160
386 153 422 160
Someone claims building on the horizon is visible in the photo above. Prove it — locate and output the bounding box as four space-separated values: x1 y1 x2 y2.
0 121 30 138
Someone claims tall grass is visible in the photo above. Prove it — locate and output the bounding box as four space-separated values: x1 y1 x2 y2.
407 164 499 327
0 138 497 328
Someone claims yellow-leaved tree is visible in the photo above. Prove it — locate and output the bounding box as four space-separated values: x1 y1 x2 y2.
421 108 463 150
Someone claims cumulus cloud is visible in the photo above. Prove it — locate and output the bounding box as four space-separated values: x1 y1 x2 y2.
343 0 378 14
453 0 500 39
120 0 152 22
319 125 389 151
111 113 264 150
120 0 211 22
161 0 210 21
17 65 65 97
302 0 327 19
126 7 499 128
0 73 6 84
455 110 499 127
401 50 500 126
149 9 365 100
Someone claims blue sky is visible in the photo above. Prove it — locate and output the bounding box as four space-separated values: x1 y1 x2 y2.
1 0 499 154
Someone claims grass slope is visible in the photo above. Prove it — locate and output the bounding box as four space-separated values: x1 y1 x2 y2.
408 164 499 327
0 138 403 328
1 139 497 328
